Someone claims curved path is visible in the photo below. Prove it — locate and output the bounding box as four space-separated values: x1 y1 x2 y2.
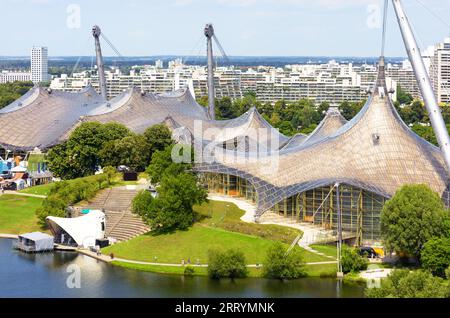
0 190 47 198
79 248 337 267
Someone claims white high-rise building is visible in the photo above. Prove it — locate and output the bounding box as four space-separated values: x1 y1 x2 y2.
430 38 450 104
31 46 49 84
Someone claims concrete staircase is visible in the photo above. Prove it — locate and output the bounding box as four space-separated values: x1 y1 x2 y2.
105 210 150 242
78 187 139 212
76 186 150 242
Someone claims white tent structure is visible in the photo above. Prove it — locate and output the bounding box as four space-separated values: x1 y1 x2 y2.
46 210 106 248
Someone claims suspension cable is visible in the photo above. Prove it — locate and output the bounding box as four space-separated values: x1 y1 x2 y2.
414 0 450 29
381 0 389 57
100 33 123 57
213 34 231 65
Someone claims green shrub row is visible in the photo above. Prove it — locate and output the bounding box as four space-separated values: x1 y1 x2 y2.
36 171 116 227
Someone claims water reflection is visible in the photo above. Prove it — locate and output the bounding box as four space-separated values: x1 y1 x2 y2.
0 239 365 298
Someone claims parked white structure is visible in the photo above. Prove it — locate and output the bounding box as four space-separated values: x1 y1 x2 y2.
31 46 49 84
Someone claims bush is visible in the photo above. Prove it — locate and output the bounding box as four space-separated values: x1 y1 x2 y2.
184 266 195 276
366 270 449 298
421 238 450 278
341 245 368 274
207 249 248 279
262 242 306 279
446 267 450 280
36 174 113 227
35 196 67 227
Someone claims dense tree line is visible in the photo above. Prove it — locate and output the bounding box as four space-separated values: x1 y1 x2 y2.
198 85 450 143
198 93 358 136
47 122 173 180
0 81 34 110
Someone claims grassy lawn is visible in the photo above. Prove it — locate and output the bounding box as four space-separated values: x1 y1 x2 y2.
310 244 338 258
104 226 286 265
19 183 54 196
195 200 302 244
0 194 44 234
304 263 337 277
103 200 329 272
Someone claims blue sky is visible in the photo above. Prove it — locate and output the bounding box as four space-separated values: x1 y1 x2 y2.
1 0 449 57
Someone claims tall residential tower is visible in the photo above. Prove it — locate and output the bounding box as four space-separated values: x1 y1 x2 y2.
31 46 49 84
430 38 450 104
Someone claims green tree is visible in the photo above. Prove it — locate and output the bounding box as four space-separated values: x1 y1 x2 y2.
47 122 131 179
216 96 235 119
0 81 34 110
341 245 369 274
257 102 274 118
275 121 296 136
397 84 414 105
143 124 174 154
132 190 154 217
134 172 207 232
365 269 449 298
100 134 151 172
318 101 331 118
262 242 306 279
410 100 426 124
207 249 248 279
339 101 364 120
339 101 354 120
421 238 450 278
411 124 438 146
381 184 450 259
196 96 208 107
146 145 191 184
103 166 117 185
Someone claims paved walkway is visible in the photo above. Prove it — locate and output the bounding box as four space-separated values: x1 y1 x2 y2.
109 257 336 267
208 195 257 222
359 268 392 280
0 190 47 198
0 234 19 239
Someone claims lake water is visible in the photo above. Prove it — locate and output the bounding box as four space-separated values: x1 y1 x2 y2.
0 239 365 298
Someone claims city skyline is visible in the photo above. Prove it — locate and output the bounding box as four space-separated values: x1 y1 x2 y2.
0 0 449 57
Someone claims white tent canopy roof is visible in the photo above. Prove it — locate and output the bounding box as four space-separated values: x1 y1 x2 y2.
46 210 106 248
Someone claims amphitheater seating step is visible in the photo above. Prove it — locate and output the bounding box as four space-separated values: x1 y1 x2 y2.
76 186 150 242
